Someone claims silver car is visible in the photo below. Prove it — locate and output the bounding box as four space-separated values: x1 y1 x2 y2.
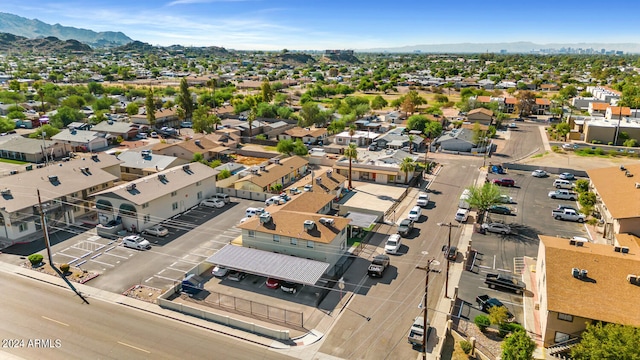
481 222 512 235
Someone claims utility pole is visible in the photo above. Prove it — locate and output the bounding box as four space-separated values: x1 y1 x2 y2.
438 222 459 298
416 258 439 360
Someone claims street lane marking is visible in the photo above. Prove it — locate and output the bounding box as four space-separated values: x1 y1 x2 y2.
118 341 150 354
42 316 69 327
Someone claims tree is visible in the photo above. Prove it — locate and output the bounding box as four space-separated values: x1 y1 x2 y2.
87 82 104 95
29 124 60 139
574 179 590 193
555 122 571 140
406 114 430 133
126 102 140 116
515 91 537 117
344 143 358 189
276 139 295 155
488 306 509 326
571 323 640 360
467 182 504 220
0 117 16 132
407 135 415 154
299 102 322 128
624 138 639 147
192 104 217 133
145 89 156 126
50 106 83 128
399 157 416 184
501 329 536 360
424 121 443 139
247 107 256 137
292 140 308 155
260 78 274 103
218 169 231 180
176 78 194 120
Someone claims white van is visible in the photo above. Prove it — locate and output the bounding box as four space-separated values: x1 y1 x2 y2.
265 196 284 206
553 179 574 189
245 207 265 217
213 193 230 204
459 189 471 209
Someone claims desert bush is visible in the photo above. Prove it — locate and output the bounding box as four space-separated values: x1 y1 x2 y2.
474 315 491 332
28 253 44 266
459 340 472 354
59 263 70 273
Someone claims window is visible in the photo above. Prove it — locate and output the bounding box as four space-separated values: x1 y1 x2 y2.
73 205 80 212
273 235 280 243
307 241 314 249
197 191 203 200
557 313 573 322
290 237 297 245
142 203 149 209
340 240 346 251
554 332 570 343
196 181 202 186
171 191 178 197
172 202 178 210
18 223 27 232
71 192 78 198
248 230 255 238
341 228 346 236
144 214 150 223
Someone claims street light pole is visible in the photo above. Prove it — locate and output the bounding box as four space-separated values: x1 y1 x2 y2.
438 222 459 298
416 258 439 360
42 131 48 165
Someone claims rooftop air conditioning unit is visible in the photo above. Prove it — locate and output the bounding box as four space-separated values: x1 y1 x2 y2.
303 220 316 231
91 154 99 161
260 165 266 171
48 175 58 182
615 246 622 252
1 188 10 195
572 268 580 278
621 246 630 254
326 169 333 176
636 182 640 189
274 158 280 165
259 213 272 224
141 150 151 157
580 269 588 278
319 217 335 226
158 174 166 181
194 140 201 146
627 274 638 284
250 168 259 174
126 184 135 191
316 177 322 185
182 164 190 172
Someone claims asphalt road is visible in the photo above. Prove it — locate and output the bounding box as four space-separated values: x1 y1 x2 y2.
0 271 293 360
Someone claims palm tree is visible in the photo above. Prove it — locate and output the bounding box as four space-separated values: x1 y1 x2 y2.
348 124 356 144
344 143 358 189
399 157 416 184
248 107 257 138
408 134 415 154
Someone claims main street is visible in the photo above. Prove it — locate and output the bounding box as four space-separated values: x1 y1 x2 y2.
0 271 294 360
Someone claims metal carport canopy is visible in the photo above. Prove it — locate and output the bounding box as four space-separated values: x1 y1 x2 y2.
206 244 330 286
345 212 378 228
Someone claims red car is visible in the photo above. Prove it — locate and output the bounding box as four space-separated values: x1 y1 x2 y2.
265 278 281 289
491 178 515 187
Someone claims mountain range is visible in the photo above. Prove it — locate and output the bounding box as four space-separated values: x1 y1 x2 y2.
0 12 132 48
359 41 640 54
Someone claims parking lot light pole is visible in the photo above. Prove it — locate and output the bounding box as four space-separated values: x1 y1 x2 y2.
416 259 438 360
438 222 459 298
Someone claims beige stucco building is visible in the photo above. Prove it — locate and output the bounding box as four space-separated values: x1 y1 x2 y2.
233 156 308 192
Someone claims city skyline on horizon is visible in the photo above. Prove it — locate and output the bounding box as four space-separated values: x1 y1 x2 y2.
4 0 640 51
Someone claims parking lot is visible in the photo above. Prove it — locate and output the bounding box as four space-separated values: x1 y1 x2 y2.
456 169 589 325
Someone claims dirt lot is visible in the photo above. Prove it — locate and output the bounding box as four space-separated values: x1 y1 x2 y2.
234 154 270 166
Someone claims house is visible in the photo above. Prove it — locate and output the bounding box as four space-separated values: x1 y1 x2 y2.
0 153 121 244
535 235 640 350
91 120 139 140
278 191 336 215
0 136 67 163
587 164 640 239
333 149 419 184
540 83 560 91
587 86 621 103
432 128 481 153
535 98 551 115
93 162 218 233
236 210 350 267
572 97 606 111
605 106 631 120
152 135 227 162
583 118 640 144
374 128 423 151
51 128 109 153
280 126 328 145
504 97 517 113
233 156 308 192
130 107 179 128
333 130 378 147
466 108 493 125
116 151 187 181
588 102 609 116
304 169 347 198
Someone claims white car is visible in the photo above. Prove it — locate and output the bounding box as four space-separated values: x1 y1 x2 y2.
385 234 402 254
212 266 229 278
265 196 285 206
408 206 421 221
143 225 169 237
531 169 547 178
200 198 224 208
416 193 430 207
498 195 514 204
122 235 151 250
303 184 313 192
455 208 469 222
481 222 512 235
559 172 575 180
508 123 517 128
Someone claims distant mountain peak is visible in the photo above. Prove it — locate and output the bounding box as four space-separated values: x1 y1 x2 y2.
0 12 133 48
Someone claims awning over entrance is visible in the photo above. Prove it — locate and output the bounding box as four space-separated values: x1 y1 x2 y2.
206 244 330 285
345 212 378 229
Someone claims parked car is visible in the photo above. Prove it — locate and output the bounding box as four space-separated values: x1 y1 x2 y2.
476 295 515 322
455 208 469 222
498 195 514 204
491 178 515 187
180 121 193 128
481 222 512 235
245 207 265 217
508 123 517 128
265 196 285 206
416 193 430 207
212 266 229 278
122 235 151 250
559 172 575 180
445 246 458 261
531 169 548 178
553 179 575 189
408 206 421 221
548 189 578 200
384 234 402 254
150 132 159 138
227 270 247 281
485 273 525 294
265 278 281 289
397 219 414 237
143 224 169 237
488 205 513 215
303 184 313 192
280 281 300 294
367 254 390 278
200 198 225 208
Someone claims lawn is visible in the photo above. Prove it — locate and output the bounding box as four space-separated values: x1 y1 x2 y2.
0 158 28 165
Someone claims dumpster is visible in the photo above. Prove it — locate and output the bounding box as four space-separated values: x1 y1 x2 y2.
181 274 204 294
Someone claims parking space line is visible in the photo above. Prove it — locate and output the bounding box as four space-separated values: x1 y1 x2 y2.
89 258 115 267
54 252 78 260
145 277 154 283
157 269 166 275
167 267 188 272
87 235 102 241
154 274 180 282
101 252 129 260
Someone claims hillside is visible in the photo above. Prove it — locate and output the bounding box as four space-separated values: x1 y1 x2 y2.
0 33 92 54
0 12 132 48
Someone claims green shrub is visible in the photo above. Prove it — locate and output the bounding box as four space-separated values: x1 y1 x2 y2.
579 192 597 207
551 145 562 153
591 139 602 144
499 323 510 337
608 142 614 146
59 263 70 273
574 179 590 193
474 315 491 332
586 218 599 226
595 148 605 155
28 253 44 266
459 340 473 354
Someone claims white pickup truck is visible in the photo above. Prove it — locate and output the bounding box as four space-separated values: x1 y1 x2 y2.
552 208 586 223
548 189 578 200
407 316 431 347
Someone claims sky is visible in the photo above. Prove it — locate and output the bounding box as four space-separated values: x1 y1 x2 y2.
4 0 640 50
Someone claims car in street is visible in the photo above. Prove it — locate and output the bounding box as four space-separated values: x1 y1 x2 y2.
397 219 414 237
491 178 515 187
488 205 513 215
227 270 247 281
143 224 169 237
455 208 469 222
562 143 579 150
280 281 300 294
212 266 229 278
200 198 225 208
303 184 313 192
481 222 512 235
416 193 430 207
408 206 421 221
122 235 151 250
445 246 458 261
559 172 575 180
265 278 281 289
476 295 515 322
384 234 402 254
531 169 548 178
508 123 517 128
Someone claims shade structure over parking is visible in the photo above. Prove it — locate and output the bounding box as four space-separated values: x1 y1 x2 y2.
206 244 330 285
345 212 378 230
